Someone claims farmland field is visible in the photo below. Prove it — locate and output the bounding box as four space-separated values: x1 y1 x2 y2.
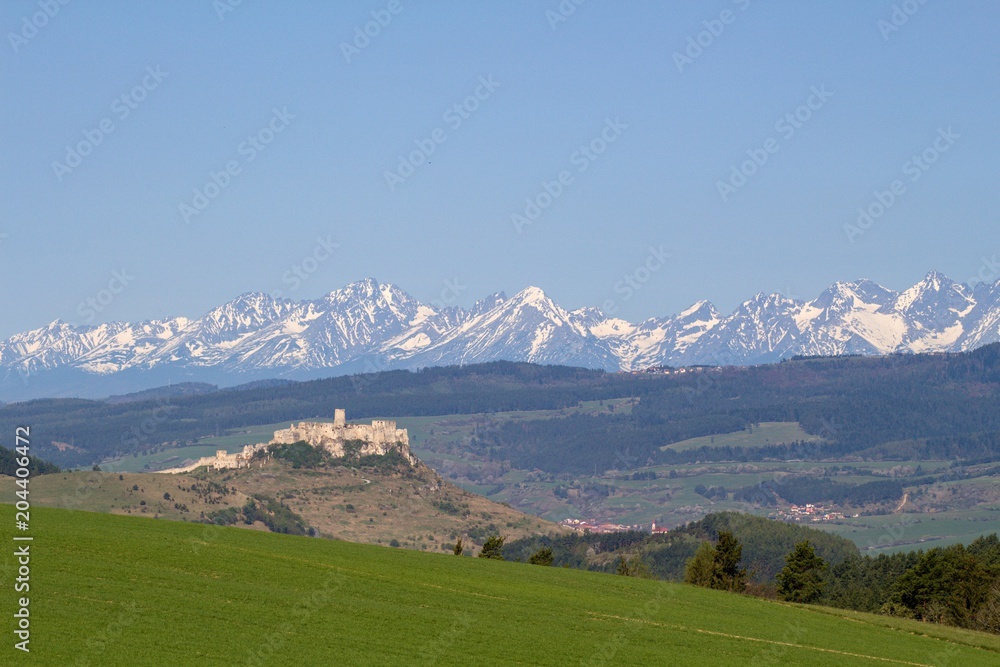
3 505 999 666
661 421 823 451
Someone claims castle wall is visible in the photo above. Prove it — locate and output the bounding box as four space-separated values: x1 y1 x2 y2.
162 409 414 474
271 411 414 464
159 442 268 474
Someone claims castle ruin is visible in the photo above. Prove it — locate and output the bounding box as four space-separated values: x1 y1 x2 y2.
159 409 414 473
271 408 413 464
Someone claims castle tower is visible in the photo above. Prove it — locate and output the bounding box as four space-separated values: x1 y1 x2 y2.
334 408 346 428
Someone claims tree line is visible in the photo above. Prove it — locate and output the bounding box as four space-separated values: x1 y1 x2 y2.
504 510 1000 635
4 343 999 472
470 343 1000 474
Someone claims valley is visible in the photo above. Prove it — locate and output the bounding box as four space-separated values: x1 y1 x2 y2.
82 395 1000 556
5 348 1000 657
4 348 998 556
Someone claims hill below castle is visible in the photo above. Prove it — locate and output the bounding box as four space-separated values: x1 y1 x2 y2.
3 455 561 555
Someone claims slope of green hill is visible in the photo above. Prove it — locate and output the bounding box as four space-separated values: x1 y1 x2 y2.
2 505 999 666
0 457 563 554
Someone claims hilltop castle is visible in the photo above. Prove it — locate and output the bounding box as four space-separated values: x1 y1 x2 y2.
159 409 414 473
272 409 415 464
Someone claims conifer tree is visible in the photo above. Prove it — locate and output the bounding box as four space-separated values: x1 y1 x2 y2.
777 540 827 603
684 542 716 587
710 531 747 593
478 535 505 560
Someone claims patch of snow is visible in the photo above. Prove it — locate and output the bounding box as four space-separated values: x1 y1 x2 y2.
908 323 964 353
396 333 432 351
589 318 636 338
409 305 437 326
793 304 823 332
844 311 906 352
528 324 552 358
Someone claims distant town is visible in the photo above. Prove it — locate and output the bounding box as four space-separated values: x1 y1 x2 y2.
560 505 861 536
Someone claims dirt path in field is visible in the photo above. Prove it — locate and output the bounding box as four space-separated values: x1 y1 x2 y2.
895 492 909 513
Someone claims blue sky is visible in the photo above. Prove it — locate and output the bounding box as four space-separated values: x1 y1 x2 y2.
2 1 998 337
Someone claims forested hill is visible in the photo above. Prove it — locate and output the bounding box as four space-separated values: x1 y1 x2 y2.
1 363 635 467
471 344 1000 473
2 344 999 469
0 445 60 476
503 511 860 582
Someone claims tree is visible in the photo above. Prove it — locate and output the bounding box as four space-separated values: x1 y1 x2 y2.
528 547 553 566
685 542 716 586
479 535 505 560
777 540 827 603
710 531 747 593
630 557 652 579
888 545 993 627
973 584 1000 633
453 538 464 556
614 555 651 578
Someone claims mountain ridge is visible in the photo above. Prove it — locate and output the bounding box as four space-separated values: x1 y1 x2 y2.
4 271 1000 399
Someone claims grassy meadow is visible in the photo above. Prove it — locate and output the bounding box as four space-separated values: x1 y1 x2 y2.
2 505 1000 665
661 421 823 452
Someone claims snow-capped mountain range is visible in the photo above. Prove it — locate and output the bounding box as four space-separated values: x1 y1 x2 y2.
3 272 999 400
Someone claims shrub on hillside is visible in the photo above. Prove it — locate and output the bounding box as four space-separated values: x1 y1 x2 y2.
528 547 554 566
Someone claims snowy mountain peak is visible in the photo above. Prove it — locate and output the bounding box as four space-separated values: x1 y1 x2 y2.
738 291 799 313
814 280 893 312
514 286 552 306
468 292 508 319
2 272 999 400
324 277 381 303
679 299 720 320
923 270 948 288
890 271 973 315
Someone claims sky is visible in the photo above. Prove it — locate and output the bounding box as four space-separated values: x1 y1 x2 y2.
2 1 999 338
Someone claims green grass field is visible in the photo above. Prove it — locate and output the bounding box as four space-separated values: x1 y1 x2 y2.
3 505 1000 665
663 421 823 452
812 508 1000 554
